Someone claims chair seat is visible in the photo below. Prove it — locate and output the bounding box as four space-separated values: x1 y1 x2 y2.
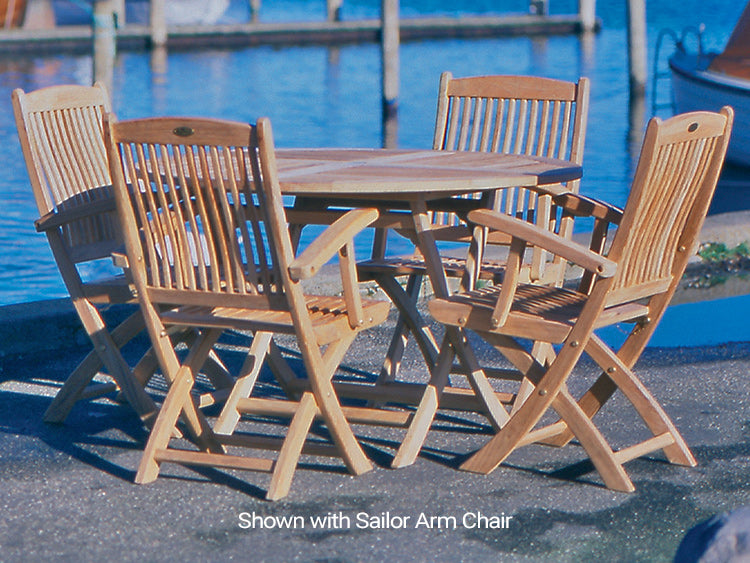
160 295 391 346
429 284 650 343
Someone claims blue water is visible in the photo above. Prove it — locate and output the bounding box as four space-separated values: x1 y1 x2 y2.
1 1 749 346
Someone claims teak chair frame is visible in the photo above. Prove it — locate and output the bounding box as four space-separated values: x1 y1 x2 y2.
12 84 233 427
106 115 390 500
13 84 162 424
399 108 733 491
357 72 589 385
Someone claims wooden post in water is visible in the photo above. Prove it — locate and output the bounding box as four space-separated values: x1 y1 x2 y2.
249 0 260 23
578 0 596 32
381 0 399 148
626 0 647 97
92 0 116 91
529 0 548 16
112 0 124 24
150 0 167 47
327 0 342 22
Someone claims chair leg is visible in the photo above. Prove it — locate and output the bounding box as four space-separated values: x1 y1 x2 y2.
266 392 318 501
43 348 109 423
175 328 235 392
460 334 583 475
135 364 198 484
551 388 635 492
84 320 159 423
585 335 696 467
309 336 372 476
135 328 225 484
267 339 302 400
44 308 156 423
392 334 454 468
374 274 440 375
541 334 696 467
449 329 509 431
214 331 273 435
512 341 556 414
376 273 424 385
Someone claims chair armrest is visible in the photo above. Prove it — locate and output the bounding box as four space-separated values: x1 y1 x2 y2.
468 208 617 278
34 196 117 232
553 193 623 224
111 251 129 269
288 208 380 281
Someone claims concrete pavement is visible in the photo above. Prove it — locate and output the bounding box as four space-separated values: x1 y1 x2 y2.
1 299 749 561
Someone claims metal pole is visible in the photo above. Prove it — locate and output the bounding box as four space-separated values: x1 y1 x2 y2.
92 0 116 91
381 0 399 148
150 0 166 47
627 0 647 97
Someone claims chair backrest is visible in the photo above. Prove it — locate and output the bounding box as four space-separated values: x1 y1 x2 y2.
12 83 118 263
434 72 588 163
2 0 25 28
105 116 298 314
432 72 589 281
605 107 733 308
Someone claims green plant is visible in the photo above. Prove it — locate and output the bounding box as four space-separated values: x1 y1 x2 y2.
698 241 750 263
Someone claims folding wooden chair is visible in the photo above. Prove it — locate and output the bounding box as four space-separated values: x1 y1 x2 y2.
105 115 390 500
403 108 733 491
357 72 589 382
12 84 232 426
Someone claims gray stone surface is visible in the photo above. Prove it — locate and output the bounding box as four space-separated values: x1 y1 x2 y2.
1 298 749 562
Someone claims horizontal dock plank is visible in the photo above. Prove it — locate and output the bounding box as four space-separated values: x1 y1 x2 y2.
0 14 597 54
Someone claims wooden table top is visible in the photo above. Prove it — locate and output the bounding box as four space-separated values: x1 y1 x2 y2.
276 148 581 198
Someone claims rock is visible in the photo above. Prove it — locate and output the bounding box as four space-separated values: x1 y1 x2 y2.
674 506 750 562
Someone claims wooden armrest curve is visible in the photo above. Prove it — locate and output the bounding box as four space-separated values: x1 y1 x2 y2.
289 208 379 280
467 208 617 278
35 196 117 232
553 193 623 224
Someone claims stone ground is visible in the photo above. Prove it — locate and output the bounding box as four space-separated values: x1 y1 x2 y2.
1 209 750 562
1 307 749 562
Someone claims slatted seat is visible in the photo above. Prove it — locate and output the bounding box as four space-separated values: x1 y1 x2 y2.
106 115 389 500
394 108 734 491
357 72 589 383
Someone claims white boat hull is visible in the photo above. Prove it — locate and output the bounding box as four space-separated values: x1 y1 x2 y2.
670 51 750 167
54 0 230 27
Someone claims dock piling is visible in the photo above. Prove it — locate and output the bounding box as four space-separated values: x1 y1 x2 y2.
381 0 399 148
92 0 116 90
626 0 647 97
249 0 260 23
579 0 596 32
149 0 167 47
327 0 342 22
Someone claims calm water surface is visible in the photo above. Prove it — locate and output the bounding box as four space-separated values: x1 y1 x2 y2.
0 1 747 322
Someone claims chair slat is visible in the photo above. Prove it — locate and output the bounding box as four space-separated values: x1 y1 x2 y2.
414 108 733 493
107 115 388 499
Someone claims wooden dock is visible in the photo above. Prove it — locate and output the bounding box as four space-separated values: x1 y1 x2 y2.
0 13 598 55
